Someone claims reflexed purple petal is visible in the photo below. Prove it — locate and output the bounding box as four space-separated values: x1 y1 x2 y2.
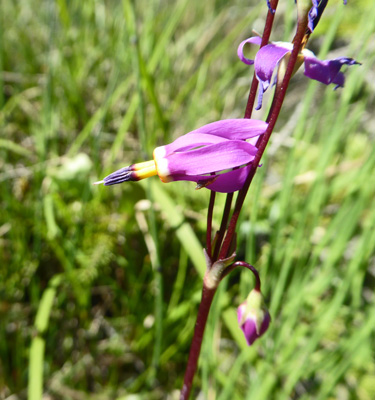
256 81 266 111
169 166 253 193
332 72 345 89
163 119 268 154
254 43 290 91
166 140 257 176
308 0 320 32
189 119 268 140
238 38 291 109
204 165 252 193
237 37 262 66
163 132 229 154
303 55 360 87
310 0 347 23
253 42 291 109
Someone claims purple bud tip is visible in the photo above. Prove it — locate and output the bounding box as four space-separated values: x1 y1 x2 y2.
237 305 271 346
103 166 135 186
237 289 271 346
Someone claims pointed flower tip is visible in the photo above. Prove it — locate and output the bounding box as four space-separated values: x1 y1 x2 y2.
96 166 135 186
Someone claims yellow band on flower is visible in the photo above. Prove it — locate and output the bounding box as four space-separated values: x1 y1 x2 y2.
133 160 158 180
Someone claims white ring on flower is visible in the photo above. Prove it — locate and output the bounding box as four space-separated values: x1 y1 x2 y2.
153 146 172 182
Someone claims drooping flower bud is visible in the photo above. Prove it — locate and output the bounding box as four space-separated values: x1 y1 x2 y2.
237 288 270 346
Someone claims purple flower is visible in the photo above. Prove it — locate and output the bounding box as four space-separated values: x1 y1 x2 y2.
308 0 347 32
94 119 268 193
308 0 327 32
237 288 271 346
238 36 360 109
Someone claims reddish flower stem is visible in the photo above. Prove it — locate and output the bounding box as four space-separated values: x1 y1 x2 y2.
206 191 216 258
180 2 310 399
212 192 233 261
212 0 279 258
180 285 216 400
219 17 308 260
244 0 279 119
222 261 261 291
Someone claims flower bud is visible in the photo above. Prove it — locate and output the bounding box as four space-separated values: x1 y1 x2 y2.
237 289 270 346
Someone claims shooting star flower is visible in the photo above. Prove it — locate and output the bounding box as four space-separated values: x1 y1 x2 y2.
308 0 348 32
238 36 359 109
94 119 268 193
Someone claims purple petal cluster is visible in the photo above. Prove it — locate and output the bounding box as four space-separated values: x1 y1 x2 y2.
308 0 347 32
154 119 267 193
97 119 268 193
238 37 359 109
308 0 325 32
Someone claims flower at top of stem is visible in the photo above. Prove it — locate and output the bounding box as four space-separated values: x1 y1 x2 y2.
307 0 327 32
238 36 360 110
237 288 271 346
94 119 268 193
308 0 348 33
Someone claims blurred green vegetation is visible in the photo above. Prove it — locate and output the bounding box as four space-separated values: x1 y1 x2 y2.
1 0 374 399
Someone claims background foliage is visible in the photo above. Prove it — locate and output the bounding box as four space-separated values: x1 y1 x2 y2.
1 0 375 399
